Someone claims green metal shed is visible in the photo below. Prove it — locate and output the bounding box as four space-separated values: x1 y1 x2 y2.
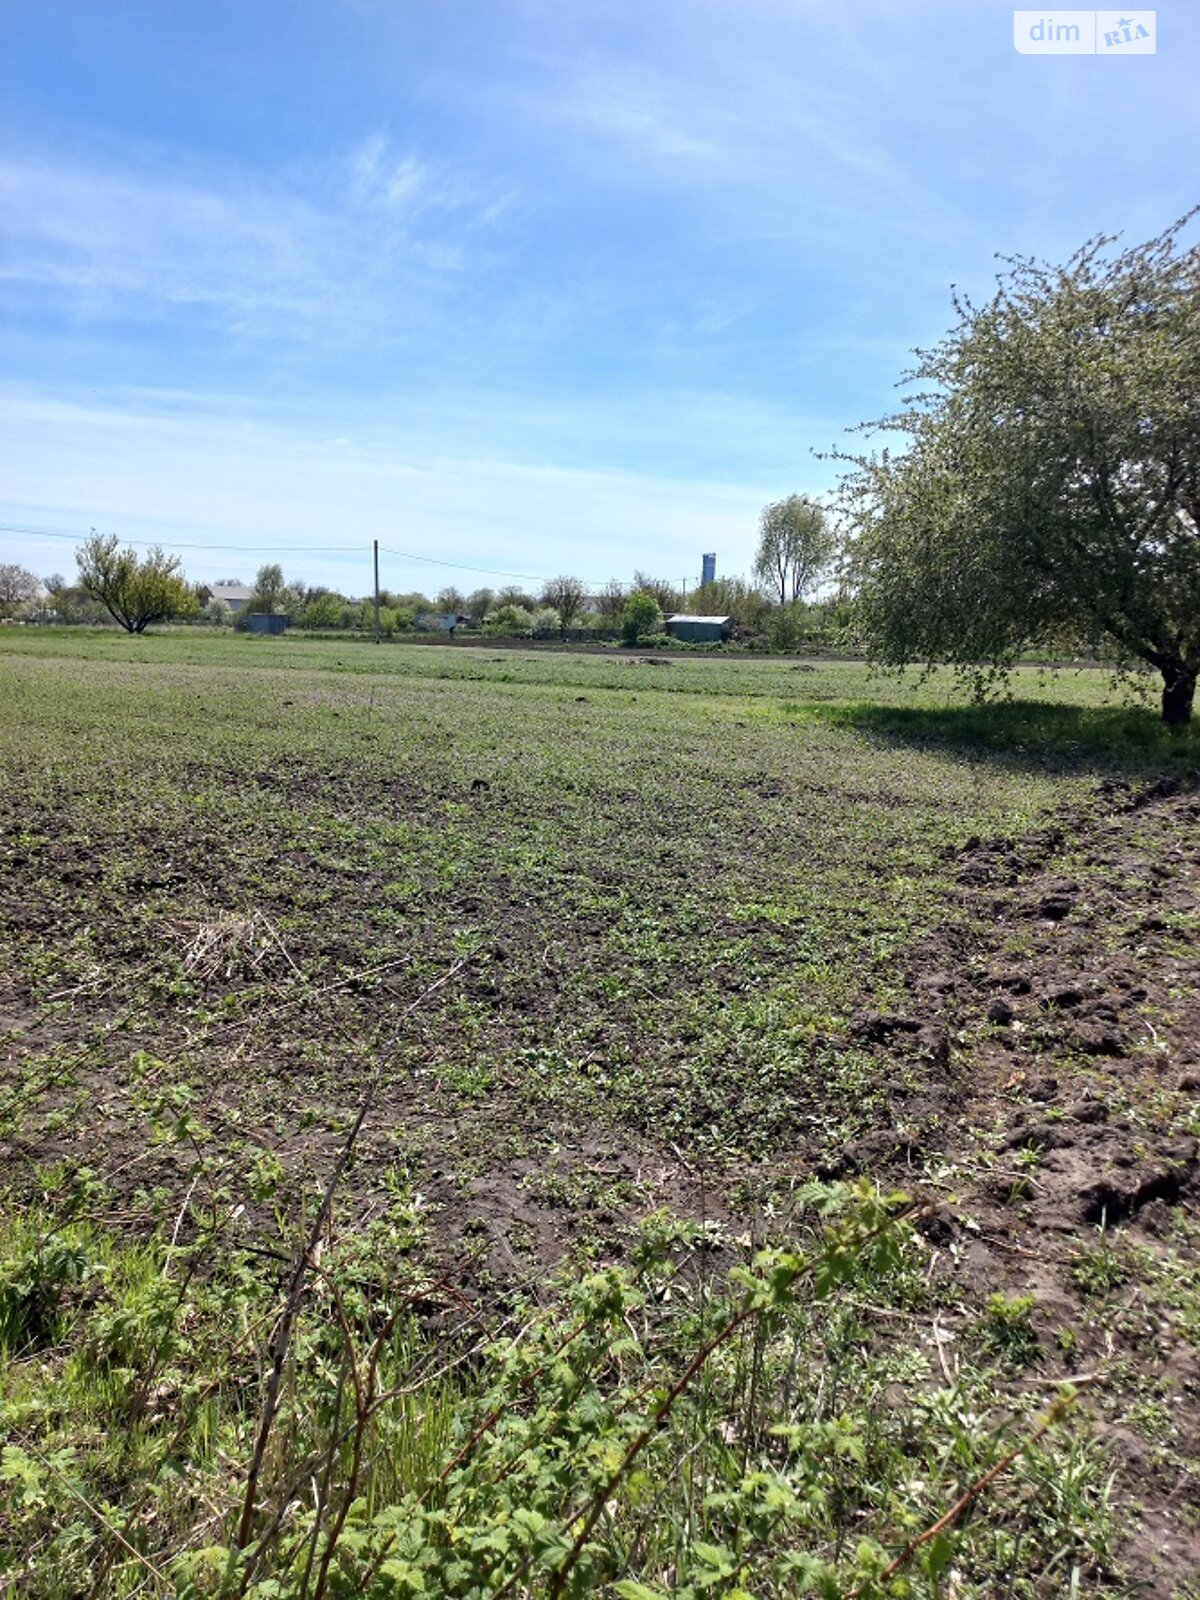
665 614 734 643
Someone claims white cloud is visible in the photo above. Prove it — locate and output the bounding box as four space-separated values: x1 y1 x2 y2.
0 141 511 346
0 156 325 317
559 66 729 168
513 10 995 263
350 135 427 208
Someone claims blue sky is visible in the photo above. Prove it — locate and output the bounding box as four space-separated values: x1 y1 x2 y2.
1 0 1195 598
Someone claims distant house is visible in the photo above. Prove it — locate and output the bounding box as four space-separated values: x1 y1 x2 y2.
414 612 468 633
211 581 254 614
665 614 734 644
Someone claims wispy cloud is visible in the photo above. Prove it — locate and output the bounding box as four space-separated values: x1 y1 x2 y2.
510 5 1025 263
0 138 513 346
0 156 326 319
350 135 428 208
558 65 731 168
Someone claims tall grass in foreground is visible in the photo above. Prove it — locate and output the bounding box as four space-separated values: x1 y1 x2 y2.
0 1183 1115 1599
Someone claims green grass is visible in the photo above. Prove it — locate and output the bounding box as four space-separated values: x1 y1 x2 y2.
0 622 1170 710
0 630 1187 1195
0 632 1139 1165
0 627 1189 1596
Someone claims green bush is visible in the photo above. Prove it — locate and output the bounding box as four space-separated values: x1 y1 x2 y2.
621 591 662 645
298 593 345 630
485 604 534 636
980 1292 1040 1366
767 605 805 652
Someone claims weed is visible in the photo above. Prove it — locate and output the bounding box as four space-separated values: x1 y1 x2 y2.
0 1185 1117 1598
0 1223 99 1355
980 1293 1040 1366
1071 1242 1128 1297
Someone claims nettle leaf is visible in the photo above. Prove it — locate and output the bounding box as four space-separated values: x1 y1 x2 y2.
0 1445 47 1506
376 1557 428 1595
920 1529 956 1584
828 1417 867 1464
692 1539 738 1576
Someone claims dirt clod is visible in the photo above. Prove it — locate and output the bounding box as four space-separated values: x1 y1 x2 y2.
1068 1099 1109 1124
1038 893 1074 921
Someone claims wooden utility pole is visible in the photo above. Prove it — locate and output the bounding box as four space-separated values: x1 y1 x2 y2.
373 539 381 643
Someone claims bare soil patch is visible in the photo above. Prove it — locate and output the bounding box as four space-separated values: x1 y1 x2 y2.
830 779 1200 1595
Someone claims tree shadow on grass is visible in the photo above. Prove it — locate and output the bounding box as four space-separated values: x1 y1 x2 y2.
802 699 1200 781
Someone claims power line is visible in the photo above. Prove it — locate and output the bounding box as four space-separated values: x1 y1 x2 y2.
0 524 615 588
0 524 350 555
377 545 566 585
1 524 701 593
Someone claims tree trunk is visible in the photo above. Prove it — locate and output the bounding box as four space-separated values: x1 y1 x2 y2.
1161 663 1196 727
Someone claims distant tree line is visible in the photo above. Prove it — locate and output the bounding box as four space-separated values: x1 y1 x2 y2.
7 503 845 651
